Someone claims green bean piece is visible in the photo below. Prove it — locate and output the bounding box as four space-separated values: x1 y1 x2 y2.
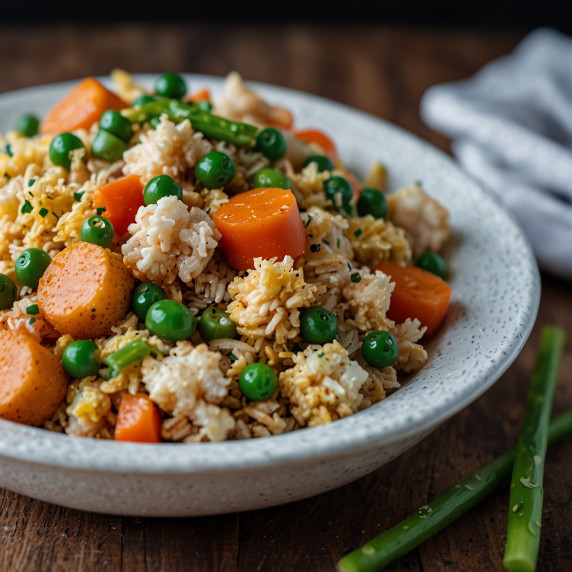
503 326 566 572
122 99 258 146
338 328 568 572
104 338 153 378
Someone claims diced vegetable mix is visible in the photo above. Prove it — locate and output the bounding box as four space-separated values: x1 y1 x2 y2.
0 70 453 444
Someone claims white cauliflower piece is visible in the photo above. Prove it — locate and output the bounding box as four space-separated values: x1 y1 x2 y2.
213 71 291 127
122 196 221 285
388 183 451 258
141 342 235 442
278 340 369 427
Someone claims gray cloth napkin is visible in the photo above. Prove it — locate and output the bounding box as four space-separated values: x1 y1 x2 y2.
420 27 572 281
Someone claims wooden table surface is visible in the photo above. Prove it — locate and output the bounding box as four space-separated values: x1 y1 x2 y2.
1 22 570 572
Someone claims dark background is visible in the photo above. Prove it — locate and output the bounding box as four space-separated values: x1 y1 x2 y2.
3 1 572 34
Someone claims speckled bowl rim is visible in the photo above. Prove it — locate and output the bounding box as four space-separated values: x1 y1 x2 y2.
0 74 540 475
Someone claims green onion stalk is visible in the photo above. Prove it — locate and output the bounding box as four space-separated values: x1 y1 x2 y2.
338 326 568 572
503 325 566 572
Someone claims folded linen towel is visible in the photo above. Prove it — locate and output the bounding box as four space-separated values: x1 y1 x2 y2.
420 27 572 281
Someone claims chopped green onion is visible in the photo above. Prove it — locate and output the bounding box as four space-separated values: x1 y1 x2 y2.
5 144 12 157
74 191 84 201
25 304 39 315
338 328 568 572
28 317 36 325
503 326 566 572
354 228 363 238
229 352 238 363
310 243 321 253
39 207 49 217
350 272 361 283
20 200 33 214
96 206 107 215
28 178 36 187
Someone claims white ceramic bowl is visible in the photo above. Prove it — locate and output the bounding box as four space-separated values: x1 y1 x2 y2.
0 75 540 516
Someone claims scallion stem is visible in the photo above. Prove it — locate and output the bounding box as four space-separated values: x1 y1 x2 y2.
503 325 566 572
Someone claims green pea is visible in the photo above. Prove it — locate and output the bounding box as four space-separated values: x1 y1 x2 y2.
143 174 183 205
132 94 156 107
195 100 213 113
0 273 18 310
61 340 100 379
254 127 287 160
323 175 354 216
145 299 196 342
14 114 40 138
300 306 338 344
99 110 134 142
361 330 399 369
90 129 127 163
195 151 236 189
199 306 237 342
357 187 388 219
239 363 278 401
49 133 85 169
14 248 51 288
155 72 187 100
415 251 447 280
81 215 114 248
303 154 334 173
252 167 292 190
131 282 166 322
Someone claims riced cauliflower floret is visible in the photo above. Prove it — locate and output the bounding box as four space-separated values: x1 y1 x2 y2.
122 195 221 285
388 183 451 258
141 342 235 442
391 318 428 373
279 340 369 427
339 268 395 333
123 115 213 185
227 256 317 347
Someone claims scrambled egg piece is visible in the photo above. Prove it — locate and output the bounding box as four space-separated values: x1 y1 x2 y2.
279 340 369 427
227 256 317 348
344 214 412 268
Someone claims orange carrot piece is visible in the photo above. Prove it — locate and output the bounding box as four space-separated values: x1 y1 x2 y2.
37 242 135 339
115 393 161 443
41 77 127 136
373 261 452 338
188 88 211 103
294 128 337 158
92 174 145 235
212 187 307 270
0 329 69 426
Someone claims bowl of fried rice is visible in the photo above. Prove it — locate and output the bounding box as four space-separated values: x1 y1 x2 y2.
0 72 540 516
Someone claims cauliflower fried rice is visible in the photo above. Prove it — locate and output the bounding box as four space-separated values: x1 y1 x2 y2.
0 71 452 442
